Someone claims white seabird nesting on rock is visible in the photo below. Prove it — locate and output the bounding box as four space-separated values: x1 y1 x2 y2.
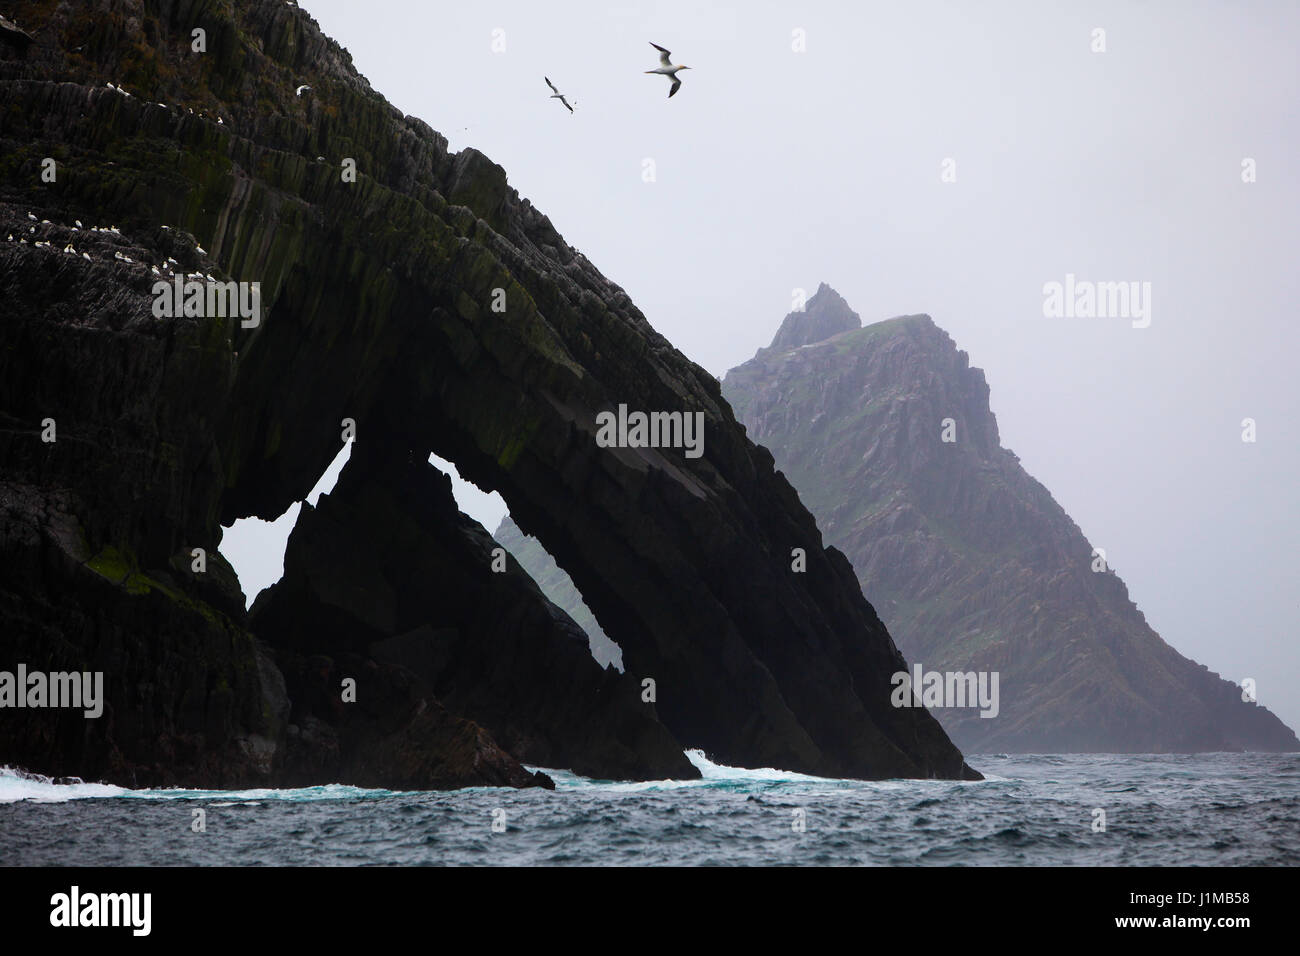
645 42 691 98
544 77 574 113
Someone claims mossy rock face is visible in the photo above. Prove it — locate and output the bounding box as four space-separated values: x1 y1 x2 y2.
445 149 510 231
85 545 228 626
0 489 282 788
85 545 137 588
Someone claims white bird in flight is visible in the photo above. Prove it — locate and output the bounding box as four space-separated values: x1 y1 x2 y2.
645 42 691 98
544 77 574 113
295 84 311 96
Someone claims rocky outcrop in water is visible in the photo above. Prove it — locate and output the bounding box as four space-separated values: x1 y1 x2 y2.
722 286 1299 753
0 0 977 786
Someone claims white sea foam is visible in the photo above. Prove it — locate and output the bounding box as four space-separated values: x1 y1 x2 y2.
535 749 928 793
0 767 395 804
0 767 126 803
3 749 992 803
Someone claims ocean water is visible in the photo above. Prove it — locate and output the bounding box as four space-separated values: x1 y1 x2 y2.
1 751 1296 866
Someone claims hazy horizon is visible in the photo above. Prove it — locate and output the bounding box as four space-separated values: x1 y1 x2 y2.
222 0 1300 736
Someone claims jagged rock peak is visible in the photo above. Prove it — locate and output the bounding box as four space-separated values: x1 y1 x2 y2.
722 300 1300 754
768 282 861 352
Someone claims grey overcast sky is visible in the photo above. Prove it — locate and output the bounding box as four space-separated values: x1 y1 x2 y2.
222 0 1300 733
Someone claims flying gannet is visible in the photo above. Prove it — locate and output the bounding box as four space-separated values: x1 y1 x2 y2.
645 42 690 98
544 77 574 113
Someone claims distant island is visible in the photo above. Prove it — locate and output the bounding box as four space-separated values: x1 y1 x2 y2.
504 284 1297 754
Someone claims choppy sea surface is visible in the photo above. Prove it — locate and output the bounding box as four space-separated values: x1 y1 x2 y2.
1 751 1296 865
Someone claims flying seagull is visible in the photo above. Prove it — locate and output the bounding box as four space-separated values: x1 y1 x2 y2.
645 42 690 98
544 77 574 113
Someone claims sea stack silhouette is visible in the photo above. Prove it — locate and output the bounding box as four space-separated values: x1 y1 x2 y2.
0 2 976 786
